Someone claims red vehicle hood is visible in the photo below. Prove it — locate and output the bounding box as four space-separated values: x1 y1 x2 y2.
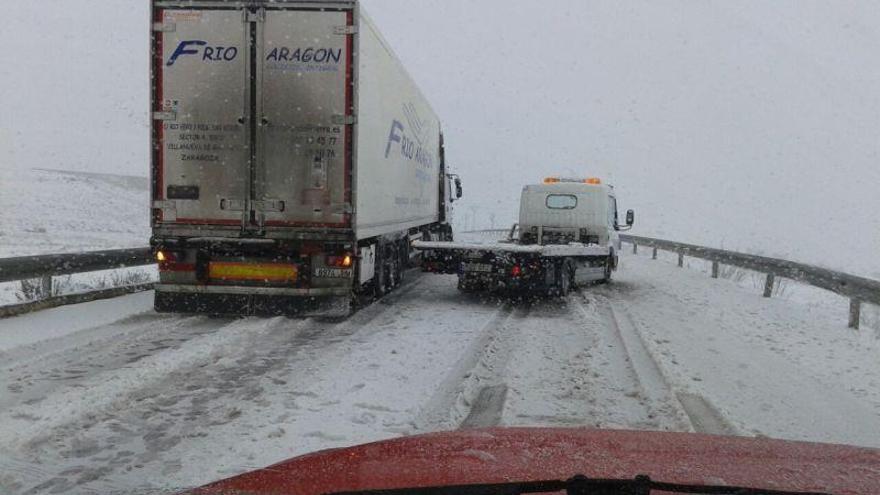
187 428 880 495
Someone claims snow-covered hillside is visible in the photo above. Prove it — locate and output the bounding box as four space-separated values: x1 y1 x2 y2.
0 168 149 258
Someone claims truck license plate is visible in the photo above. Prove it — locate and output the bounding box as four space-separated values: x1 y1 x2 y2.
464 263 493 273
314 267 353 279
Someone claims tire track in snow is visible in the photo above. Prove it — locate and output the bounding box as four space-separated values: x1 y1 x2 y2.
456 305 540 429
0 313 232 412
460 384 508 428
1 275 433 495
413 303 517 431
0 316 309 451
570 291 691 431
590 288 735 435
676 392 737 435
0 271 428 416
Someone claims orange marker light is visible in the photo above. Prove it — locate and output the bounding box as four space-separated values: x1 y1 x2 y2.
543 177 561 184
584 177 602 185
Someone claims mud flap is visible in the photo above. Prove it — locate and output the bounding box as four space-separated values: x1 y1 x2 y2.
155 291 351 318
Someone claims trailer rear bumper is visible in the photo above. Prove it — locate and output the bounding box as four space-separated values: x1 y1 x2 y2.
156 284 350 297
154 284 351 317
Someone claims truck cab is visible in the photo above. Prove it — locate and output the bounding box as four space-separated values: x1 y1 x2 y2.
518 177 631 267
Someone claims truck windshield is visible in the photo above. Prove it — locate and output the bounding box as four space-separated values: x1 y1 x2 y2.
546 194 578 209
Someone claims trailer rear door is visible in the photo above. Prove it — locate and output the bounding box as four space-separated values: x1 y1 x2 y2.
152 5 354 230
257 9 352 228
153 8 250 225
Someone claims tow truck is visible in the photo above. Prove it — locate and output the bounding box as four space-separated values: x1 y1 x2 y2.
413 177 634 295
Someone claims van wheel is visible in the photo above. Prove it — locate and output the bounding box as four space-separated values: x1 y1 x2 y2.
557 261 572 296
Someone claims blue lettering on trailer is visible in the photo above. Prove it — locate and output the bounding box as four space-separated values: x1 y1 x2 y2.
384 116 435 172
166 40 238 67
266 47 342 63
385 120 404 159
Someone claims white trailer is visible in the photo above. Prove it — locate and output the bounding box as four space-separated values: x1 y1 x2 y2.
414 178 634 295
150 0 462 315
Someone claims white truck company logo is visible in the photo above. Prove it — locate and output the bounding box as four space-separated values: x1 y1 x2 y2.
385 104 435 171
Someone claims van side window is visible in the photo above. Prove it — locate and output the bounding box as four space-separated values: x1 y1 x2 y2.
546 194 577 209
609 196 619 229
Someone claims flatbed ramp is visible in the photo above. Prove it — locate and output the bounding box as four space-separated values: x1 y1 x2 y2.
412 240 611 257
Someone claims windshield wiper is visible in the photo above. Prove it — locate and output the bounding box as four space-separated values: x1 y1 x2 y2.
325 474 833 495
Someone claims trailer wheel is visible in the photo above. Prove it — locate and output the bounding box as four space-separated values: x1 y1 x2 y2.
388 260 400 289
388 243 403 289
374 246 388 297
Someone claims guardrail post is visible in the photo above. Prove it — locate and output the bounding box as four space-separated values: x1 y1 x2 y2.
677 252 684 267
763 273 775 298
849 299 861 329
39 275 53 300
633 243 638 255
652 247 657 260
711 261 719 279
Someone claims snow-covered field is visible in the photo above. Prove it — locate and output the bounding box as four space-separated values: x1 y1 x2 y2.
0 168 149 258
1 252 878 495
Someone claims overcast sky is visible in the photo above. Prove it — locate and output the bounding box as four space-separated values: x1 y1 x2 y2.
1 1 879 275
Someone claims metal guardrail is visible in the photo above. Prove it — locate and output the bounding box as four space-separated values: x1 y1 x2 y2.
0 248 155 318
621 234 880 329
1 235 878 328
461 230 879 329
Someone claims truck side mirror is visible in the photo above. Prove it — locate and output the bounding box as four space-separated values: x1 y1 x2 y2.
626 209 635 226
455 178 463 199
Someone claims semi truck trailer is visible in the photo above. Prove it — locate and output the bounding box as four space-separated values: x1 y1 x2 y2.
150 0 461 315
414 177 634 295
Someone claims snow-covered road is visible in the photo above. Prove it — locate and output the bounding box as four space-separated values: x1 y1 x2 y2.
1 253 878 494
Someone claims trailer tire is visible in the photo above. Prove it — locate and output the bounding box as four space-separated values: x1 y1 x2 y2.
374 245 388 297
389 243 403 289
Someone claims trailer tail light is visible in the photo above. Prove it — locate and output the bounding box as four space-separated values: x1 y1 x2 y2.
156 250 179 267
326 254 353 268
511 265 522 277
156 250 192 272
